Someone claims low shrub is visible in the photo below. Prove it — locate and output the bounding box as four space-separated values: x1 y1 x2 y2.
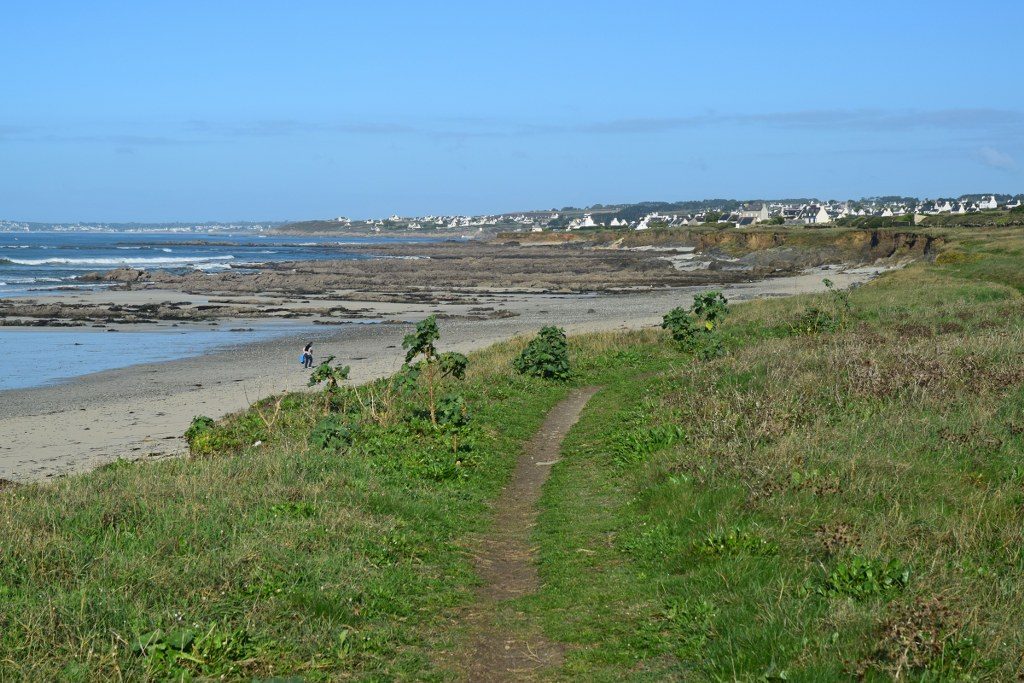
435 393 471 427
309 414 355 452
513 326 571 380
184 416 215 455
184 415 261 457
662 291 730 358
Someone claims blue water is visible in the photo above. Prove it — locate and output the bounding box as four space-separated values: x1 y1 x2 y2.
0 323 321 391
0 230 433 297
0 229 431 390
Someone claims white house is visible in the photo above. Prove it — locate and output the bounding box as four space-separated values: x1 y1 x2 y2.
978 195 998 210
799 205 831 225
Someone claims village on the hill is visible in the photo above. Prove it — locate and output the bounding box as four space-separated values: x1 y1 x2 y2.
321 193 1022 234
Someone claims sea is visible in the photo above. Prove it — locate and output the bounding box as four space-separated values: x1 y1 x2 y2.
0 229 434 390
0 229 426 297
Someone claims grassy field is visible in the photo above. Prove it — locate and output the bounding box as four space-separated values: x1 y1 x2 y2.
3 226 1024 680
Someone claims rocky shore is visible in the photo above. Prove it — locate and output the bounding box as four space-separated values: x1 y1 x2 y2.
2 229 932 332
2 238 838 328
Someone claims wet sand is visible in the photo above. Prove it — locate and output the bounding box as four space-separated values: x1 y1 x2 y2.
0 266 887 482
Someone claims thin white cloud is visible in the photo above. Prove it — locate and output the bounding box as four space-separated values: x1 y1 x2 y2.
977 146 1017 170
3 108 1023 146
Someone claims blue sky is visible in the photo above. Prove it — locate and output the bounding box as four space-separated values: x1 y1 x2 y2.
2 1 1022 221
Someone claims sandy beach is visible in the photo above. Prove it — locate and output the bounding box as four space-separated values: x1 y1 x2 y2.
0 265 888 482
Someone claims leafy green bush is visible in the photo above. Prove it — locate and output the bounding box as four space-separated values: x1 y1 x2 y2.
308 414 355 452
661 290 730 358
513 326 570 380
691 291 729 326
435 393 471 427
819 557 909 600
661 306 701 348
183 415 257 457
184 416 215 455
402 315 469 426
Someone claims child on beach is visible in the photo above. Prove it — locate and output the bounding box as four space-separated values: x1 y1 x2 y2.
302 342 314 369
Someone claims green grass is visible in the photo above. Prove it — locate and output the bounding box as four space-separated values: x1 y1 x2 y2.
4 226 1024 680
518 231 1024 680
0 342 576 680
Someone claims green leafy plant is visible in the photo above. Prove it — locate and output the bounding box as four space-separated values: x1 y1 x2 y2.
308 355 351 413
131 623 257 679
184 416 215 456
694 528 778 556
692 291 729 327
661 307 701 348
401 315 469 426
183 412 268 457
513 326 571 380
308 414 355 452
819 557 909 600
662 290 730 358
435 393 471 427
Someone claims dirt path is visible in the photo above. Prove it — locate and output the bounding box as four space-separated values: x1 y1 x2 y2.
458 387 600 681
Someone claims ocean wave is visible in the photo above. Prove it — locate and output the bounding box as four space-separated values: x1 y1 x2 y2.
27 283 111 291
0 276 68 284
1 255 235 268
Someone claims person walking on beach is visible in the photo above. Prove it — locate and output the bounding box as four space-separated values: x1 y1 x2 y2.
302 342 314 369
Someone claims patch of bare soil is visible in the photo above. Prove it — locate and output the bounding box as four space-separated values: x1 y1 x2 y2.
455 387 600 681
